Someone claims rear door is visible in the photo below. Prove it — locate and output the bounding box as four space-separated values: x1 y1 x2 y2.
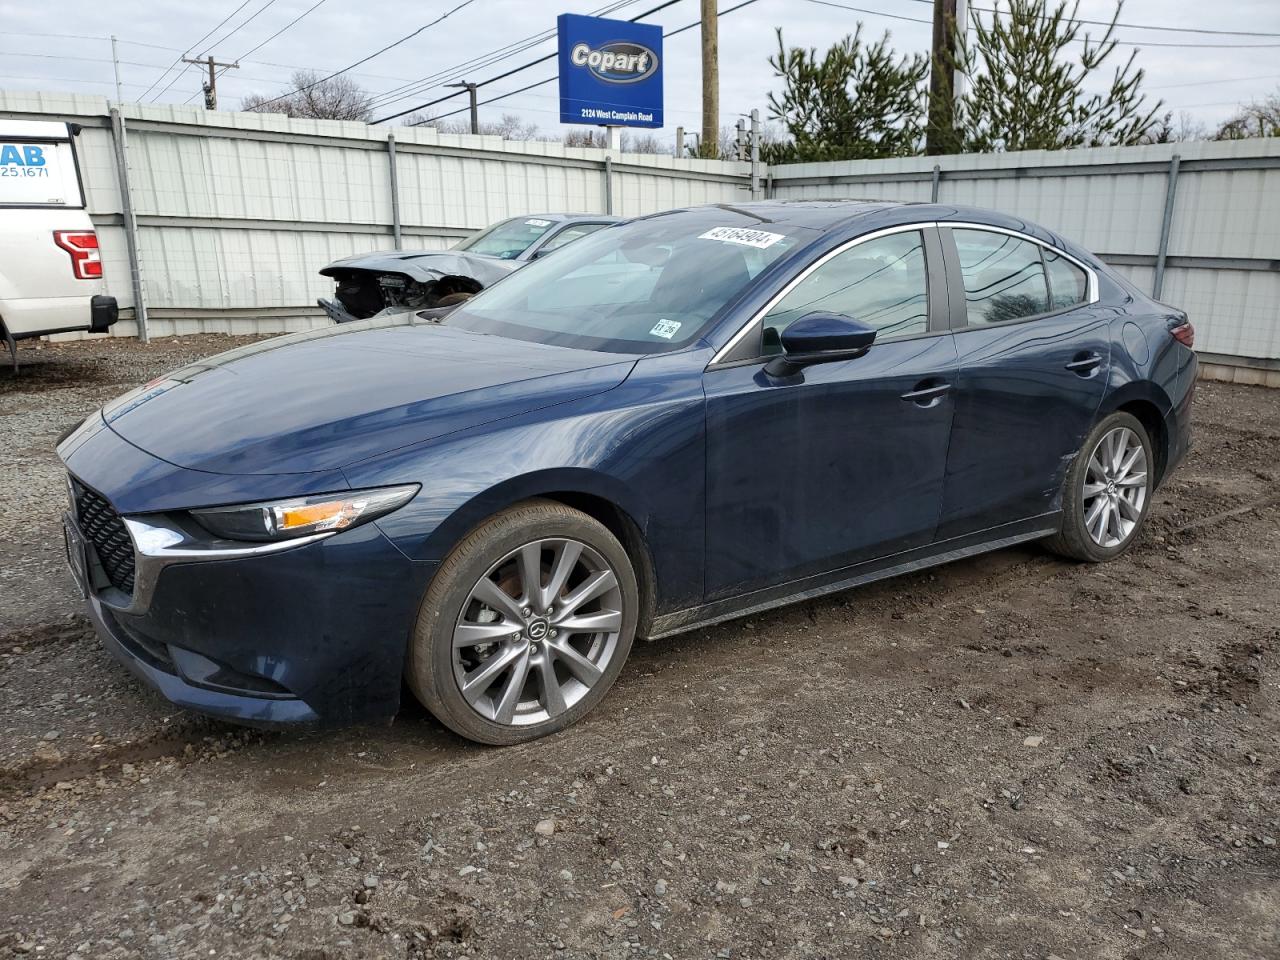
936 225 1110 540
702 226 958 598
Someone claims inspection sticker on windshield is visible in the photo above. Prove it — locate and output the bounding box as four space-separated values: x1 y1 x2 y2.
698 226 785 249
525 218 552 226
650 318 682 339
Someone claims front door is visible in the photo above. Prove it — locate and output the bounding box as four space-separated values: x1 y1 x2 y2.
703 227 958 599
936 226 1111 540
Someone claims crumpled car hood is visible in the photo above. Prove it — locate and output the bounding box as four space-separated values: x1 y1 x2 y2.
319 250 519 286
100 315 636 476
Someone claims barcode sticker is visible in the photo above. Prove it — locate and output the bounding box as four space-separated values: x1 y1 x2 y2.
698 226 785 249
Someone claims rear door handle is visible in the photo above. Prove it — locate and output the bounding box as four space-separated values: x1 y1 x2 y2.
900 381 951 406
1065 352 1103 375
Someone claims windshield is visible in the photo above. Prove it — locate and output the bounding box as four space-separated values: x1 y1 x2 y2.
446 208 811 353
453 216 557 259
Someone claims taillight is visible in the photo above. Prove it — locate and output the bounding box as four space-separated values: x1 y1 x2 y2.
52 230 102 280
1170 320 1195 348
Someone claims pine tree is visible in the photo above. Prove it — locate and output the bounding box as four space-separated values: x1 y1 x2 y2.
946 0 1161 152
766 27 929 162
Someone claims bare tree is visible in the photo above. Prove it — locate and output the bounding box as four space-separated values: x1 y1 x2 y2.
409 111 541 140
1143 110 1209 144
242 70 373 121
1215 89 1280 140
563 128 665 153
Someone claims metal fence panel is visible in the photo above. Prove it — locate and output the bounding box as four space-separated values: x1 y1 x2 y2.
1 91 1275 364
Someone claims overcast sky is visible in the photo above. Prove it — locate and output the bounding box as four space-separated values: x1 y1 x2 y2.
3 0 1279 142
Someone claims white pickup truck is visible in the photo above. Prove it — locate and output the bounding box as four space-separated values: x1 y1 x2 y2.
1 119 117 369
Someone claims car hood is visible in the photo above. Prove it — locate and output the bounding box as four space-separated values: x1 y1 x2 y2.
319 250 519 285
101 315 637 476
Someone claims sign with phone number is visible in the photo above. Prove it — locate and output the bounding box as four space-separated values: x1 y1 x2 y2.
0 141 68 205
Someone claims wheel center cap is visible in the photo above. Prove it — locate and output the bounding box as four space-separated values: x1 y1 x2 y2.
1106 479 1117 495
526 618 549 641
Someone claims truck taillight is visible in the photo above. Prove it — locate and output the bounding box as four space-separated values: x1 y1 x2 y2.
52 230 102 279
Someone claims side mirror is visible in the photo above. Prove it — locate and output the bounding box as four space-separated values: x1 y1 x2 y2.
764 312 877 377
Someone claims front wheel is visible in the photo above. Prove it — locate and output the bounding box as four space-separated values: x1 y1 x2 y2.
1044 411 1154 562
406 500 638 745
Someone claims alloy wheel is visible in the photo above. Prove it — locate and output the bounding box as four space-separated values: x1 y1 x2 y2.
1082 425 1149 548
451 538 624 727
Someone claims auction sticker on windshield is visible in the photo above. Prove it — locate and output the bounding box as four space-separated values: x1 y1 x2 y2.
525 218 552 227
649 318 681 339
698 227 785 249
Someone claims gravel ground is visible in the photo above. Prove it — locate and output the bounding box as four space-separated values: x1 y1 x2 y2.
1 335 1278 960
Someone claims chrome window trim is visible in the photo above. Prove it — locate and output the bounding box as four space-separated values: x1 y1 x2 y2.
708 220 1099 366
708 223 928 366
943 221 1100 306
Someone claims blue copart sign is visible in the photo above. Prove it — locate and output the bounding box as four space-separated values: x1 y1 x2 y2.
557 13 663 128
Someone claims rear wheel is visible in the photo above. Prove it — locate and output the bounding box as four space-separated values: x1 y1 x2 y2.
407 500 637 745
1044 411 1153 562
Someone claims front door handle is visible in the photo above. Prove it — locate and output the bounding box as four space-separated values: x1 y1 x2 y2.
900 381 951 407
1065 352 1103 375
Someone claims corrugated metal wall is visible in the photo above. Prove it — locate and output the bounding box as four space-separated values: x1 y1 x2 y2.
2 91 1276 365
0 93 750 336
768 140 1280 363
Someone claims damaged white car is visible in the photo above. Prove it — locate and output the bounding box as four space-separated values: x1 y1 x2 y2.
318 214 618 323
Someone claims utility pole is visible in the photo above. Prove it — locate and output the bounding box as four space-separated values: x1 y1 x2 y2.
183 55 238 110
699 0 718 158
926 0 959 155
110 35 123 103
447 81 479 134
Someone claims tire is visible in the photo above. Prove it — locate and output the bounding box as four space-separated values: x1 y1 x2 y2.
406 499 638 745
1044 411 1154 562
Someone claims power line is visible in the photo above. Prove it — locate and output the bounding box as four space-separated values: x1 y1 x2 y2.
805 0 1280 48
376 0 687 124
232 0 331 63
366 0 642 111
138 0 257 100
201 0 282 57
249 0 481 110
899 0 1280 38
425 0 760 124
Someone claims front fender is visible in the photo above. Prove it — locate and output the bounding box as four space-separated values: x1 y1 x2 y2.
346 350 710 613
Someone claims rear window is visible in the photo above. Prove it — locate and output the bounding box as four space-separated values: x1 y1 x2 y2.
954 229 1049 325
1044 249 1089 309
0 127 83 207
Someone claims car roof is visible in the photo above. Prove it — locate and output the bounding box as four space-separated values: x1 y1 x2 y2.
516 213 623 225
661 200 1095 262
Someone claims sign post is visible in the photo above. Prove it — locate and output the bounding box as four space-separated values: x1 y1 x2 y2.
557 14 664 133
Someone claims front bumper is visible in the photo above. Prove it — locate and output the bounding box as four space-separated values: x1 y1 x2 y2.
58 415 438 728
86 588 322 726
70 512 437 728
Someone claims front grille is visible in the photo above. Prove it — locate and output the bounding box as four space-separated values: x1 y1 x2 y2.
73 482 136 595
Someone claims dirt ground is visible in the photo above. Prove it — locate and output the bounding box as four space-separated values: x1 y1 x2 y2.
1 334 1278 960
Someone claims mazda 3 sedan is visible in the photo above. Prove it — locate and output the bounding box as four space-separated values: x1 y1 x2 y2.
58 201 1196 744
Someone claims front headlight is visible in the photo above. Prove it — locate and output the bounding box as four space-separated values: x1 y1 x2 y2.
190 484 419 543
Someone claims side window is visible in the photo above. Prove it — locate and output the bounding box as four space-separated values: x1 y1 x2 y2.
953 229 1049 326
761 231 929 353
1043 249 1089 309
539 222 608 254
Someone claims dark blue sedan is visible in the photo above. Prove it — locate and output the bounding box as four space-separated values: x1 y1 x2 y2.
58 201 1197 743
